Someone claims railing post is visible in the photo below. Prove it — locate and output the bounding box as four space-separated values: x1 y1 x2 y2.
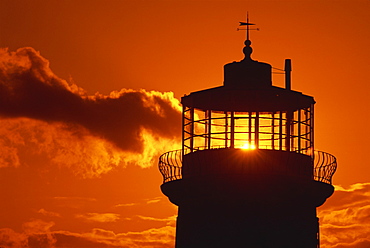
230 112 235 148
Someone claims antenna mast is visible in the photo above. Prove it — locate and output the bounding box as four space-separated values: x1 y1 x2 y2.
247 12 250 41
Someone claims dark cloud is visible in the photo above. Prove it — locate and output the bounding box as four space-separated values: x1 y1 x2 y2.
0 47 181 153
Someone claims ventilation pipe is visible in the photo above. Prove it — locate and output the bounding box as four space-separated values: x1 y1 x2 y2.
285 59 292 90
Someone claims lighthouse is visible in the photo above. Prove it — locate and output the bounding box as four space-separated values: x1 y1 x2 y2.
158 21 337 248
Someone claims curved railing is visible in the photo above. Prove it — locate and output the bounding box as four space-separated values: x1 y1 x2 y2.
158 149 183 183
313 151 337 184
158 148 337 185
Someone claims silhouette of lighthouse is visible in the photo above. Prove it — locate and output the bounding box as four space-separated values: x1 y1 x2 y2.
159 20 337 248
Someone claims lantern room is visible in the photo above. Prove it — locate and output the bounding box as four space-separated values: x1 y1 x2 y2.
182 40 314 157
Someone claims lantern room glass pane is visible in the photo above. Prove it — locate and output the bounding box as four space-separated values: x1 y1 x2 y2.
182 105 313 157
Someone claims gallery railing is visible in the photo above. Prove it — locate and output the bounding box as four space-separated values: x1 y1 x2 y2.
159 147 337 185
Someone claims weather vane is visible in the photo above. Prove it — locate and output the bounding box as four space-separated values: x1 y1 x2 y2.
237 12 259 41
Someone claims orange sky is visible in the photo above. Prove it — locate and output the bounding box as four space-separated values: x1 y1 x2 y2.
0 0 369 247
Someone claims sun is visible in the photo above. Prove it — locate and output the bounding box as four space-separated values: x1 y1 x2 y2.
240 142 256 150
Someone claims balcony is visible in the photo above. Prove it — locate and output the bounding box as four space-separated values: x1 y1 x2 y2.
159 147 337 185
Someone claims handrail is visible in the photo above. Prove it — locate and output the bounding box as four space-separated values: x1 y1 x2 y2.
158 148 337 184
313 150 337 184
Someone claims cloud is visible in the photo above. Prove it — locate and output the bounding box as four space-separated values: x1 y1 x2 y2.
146 197 162 205
55 226 175 248
0 219 57 248
114 203 138 208
330 239 370 248
0 225 175 248
0 47 182 177
115 197 164 208
75 213 120 223
37 209 61 218
0 118 126 178
22 219 55 235
0 228 28 248
318 182 370 248
136 215 176 226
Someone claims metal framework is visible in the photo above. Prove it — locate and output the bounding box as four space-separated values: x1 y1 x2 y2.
183 106 314 157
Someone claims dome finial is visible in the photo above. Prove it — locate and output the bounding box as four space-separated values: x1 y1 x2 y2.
243 39 253 60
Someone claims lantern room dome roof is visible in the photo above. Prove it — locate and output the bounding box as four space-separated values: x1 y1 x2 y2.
181 86 314 112
224 40 272 89
181 39 314 112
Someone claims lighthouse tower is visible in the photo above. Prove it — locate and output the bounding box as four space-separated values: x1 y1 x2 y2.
159 22 337 248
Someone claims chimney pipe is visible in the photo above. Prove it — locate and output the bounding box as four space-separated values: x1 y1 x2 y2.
285 59 292 90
